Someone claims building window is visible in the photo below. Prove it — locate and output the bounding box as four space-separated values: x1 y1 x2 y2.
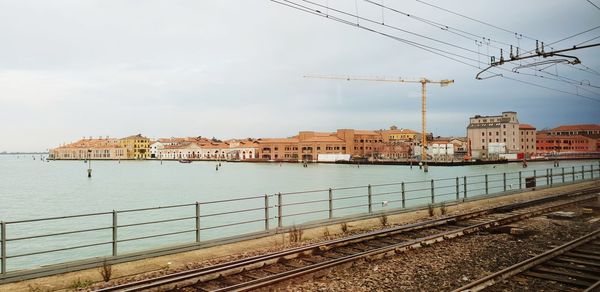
482 132 485 136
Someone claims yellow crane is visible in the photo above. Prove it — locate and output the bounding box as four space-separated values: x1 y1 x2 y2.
303 74 454 172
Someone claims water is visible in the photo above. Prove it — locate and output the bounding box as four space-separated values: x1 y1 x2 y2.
0 155 597 272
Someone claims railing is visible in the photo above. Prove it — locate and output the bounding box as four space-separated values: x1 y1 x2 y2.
1 162 599 278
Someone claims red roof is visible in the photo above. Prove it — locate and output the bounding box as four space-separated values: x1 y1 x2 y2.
519 124 536 130
552 124 600 131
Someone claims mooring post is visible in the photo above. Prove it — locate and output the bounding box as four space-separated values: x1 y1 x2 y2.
430 179 435 204
195 202 201 242
367 185 373 213
264 195 269 231
401 182 406 208
503 173 506 192
485 174 488 195
1 221 6 275
112 210 118 256
328 188 333 219
277 193 283 228
518 171 522 189
455 177 459 201
463 176 467 199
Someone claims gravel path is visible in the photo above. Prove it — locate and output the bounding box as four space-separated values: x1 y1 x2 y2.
269 206 599 291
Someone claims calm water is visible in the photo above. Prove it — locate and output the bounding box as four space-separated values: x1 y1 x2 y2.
0 155 598 271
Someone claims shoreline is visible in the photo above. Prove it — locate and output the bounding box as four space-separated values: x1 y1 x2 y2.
41 157 600 166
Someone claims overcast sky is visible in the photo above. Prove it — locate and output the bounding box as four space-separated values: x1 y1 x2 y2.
1 0 599 152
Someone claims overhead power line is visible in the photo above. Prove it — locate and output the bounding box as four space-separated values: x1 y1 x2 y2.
271 0 600 103
586 0 600 10
414 0 538 42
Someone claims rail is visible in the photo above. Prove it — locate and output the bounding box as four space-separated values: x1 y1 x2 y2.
0 162 599 279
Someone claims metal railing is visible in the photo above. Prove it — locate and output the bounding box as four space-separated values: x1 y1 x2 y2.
1 162 599 278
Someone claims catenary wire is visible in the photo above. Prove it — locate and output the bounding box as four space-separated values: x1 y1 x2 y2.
271 0 600 103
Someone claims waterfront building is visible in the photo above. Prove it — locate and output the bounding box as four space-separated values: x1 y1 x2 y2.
536 132 598 154
535 124 600 158
227 139 259 160
255 128 418 162
519 124 537 158
467 111 522 159
120 134 150 159
545 124 600 136
50 137 127 160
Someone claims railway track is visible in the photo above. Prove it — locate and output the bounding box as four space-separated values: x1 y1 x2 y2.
97 186 600 292
455 229 600 292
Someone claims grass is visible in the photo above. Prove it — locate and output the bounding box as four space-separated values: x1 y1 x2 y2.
440 203 447 215
67 278 94 290
340 222 349 233
379 213 389 226
289 225 303 243
98 259 113 282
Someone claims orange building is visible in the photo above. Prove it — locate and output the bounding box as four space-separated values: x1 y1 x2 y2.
536 132 597 154
256 128 417 161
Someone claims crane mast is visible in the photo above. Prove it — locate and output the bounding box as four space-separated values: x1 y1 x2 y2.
304 74 454 172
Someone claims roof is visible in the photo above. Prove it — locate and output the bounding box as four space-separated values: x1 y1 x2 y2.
257 138 300 144
55 138 122 149
519 124 536 130
536 132 593 140
353 130 381 135
385 129 419 135
301 136 345 143
551 124 600 131
122 134 149 140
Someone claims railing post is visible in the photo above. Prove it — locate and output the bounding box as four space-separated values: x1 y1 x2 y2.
264 195 269 231
550 169 553 185
572 166 575 181
195 202 201 242
533 170 537 185
546 169 550 185
503 173 506 192
592 164 594 179
367 185 372 213
430 179 435 204
401 182 406 208
463 176 467 199
485 174 488 195
455 177 459 201
277 192 283 228
582 165 585 180
562 167 565 183
328 188 333 219
112 210 118 256
1 221 6 275
518 171 522 189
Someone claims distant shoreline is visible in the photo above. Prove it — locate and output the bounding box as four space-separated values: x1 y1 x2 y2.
0 152 49 155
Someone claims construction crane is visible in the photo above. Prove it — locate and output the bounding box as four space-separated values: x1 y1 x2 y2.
304 74 454 172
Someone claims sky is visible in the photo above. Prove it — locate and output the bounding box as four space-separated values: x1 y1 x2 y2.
1 0 599 152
